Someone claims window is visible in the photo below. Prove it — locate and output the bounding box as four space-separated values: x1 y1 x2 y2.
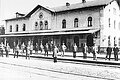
62 19 66 28
40 21 43 30
114 37 116 46
114 20 116 29
119 22 120 30
16 24 18 32
35 22 38 30
108 36 111 46
10 25 12 32
88 17 92 27
113 8 116 15
23 24 26 31
108 18 110 27
44 21 48 30
74 18 78 28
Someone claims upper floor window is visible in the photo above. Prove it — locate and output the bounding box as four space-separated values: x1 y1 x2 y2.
40 21 43 30
108 18 110 27
62 19 66 28
119 22 120 30
10 25 12 32
44 21 48 30
23 24 26 31
88 17 92 27
74 18 78 28
113 8 116 15
114 20 116 29
16 24 18 32
35 22 38 30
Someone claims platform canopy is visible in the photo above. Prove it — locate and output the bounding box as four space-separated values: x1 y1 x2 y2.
0 28 100 37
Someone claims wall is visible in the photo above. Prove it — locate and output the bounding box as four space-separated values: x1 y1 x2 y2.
102 0 120 47
54 7 101 30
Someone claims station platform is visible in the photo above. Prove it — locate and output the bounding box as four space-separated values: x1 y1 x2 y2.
6 50 120 65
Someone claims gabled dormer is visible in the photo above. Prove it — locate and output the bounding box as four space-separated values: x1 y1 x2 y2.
26 5 55 31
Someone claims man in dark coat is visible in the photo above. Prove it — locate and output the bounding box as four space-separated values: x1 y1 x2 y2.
106 45 112 60
44 43 49 56
113 44 119 61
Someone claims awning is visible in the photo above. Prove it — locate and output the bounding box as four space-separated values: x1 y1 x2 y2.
0 29 100 37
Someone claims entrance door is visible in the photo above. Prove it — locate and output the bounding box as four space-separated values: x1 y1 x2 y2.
87 34 94 47
43 37 48 46
74 36 79 47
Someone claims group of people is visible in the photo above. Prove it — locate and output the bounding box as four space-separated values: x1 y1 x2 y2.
70 43 120 61
0 42 10 57
0 41 119 62
106 44 119 61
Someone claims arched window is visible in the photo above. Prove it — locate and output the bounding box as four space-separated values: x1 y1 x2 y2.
10 25 12 32
108 36 111 46
16 24 18 32
88 17 92 27
44 21 48 30
108 18 110 27
23 24 26 31
35 22 38 30
119 22 120 30
74 18 78 28
40 21 43 30
62 19 66 28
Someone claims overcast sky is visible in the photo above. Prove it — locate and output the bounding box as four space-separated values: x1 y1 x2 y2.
0 0 94 25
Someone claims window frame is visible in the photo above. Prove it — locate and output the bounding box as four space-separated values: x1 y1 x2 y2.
74 18 78 28
88 17 92 27
44 21 48 30
10 25 12 32
62 19 66 29
23 24 26 31
40 21 43 30
16 24 19 32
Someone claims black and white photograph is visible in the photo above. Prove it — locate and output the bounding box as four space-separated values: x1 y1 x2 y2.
0 0 120 80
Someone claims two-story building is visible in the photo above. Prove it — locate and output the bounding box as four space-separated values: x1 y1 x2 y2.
2 0 120 51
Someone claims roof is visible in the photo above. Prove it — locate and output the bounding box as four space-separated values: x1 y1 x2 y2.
25 5 55 17
5 0 114 21
52 0 113 12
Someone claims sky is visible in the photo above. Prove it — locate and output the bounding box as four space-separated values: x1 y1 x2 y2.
0 0 94 25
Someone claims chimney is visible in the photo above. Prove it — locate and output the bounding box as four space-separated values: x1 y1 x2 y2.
82 0 86 3
66 2 70 7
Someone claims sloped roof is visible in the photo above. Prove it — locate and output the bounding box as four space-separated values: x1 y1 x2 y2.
25 5 55 17
5 0 114 21
52 0 113 12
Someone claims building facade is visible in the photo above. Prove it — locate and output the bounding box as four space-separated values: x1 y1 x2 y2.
3 0 120 51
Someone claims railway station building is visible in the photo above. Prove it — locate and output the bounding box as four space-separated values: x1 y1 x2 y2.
2 0 120 51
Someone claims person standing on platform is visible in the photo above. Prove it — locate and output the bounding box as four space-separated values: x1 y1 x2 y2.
35 43 39 54
61 43 67 57
13 42 16 57
44 43 49 56
14 44 19 58
25 45 28 59
21 42 25 53
113 44 119 61
53 45 59 63
82 43 87 59
30 43 33 55
5 43 10 57
92 44 98 60
106 45 112 60
27 42 31 59
72 43 78 58
40 43 44 54
0 42 4 57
